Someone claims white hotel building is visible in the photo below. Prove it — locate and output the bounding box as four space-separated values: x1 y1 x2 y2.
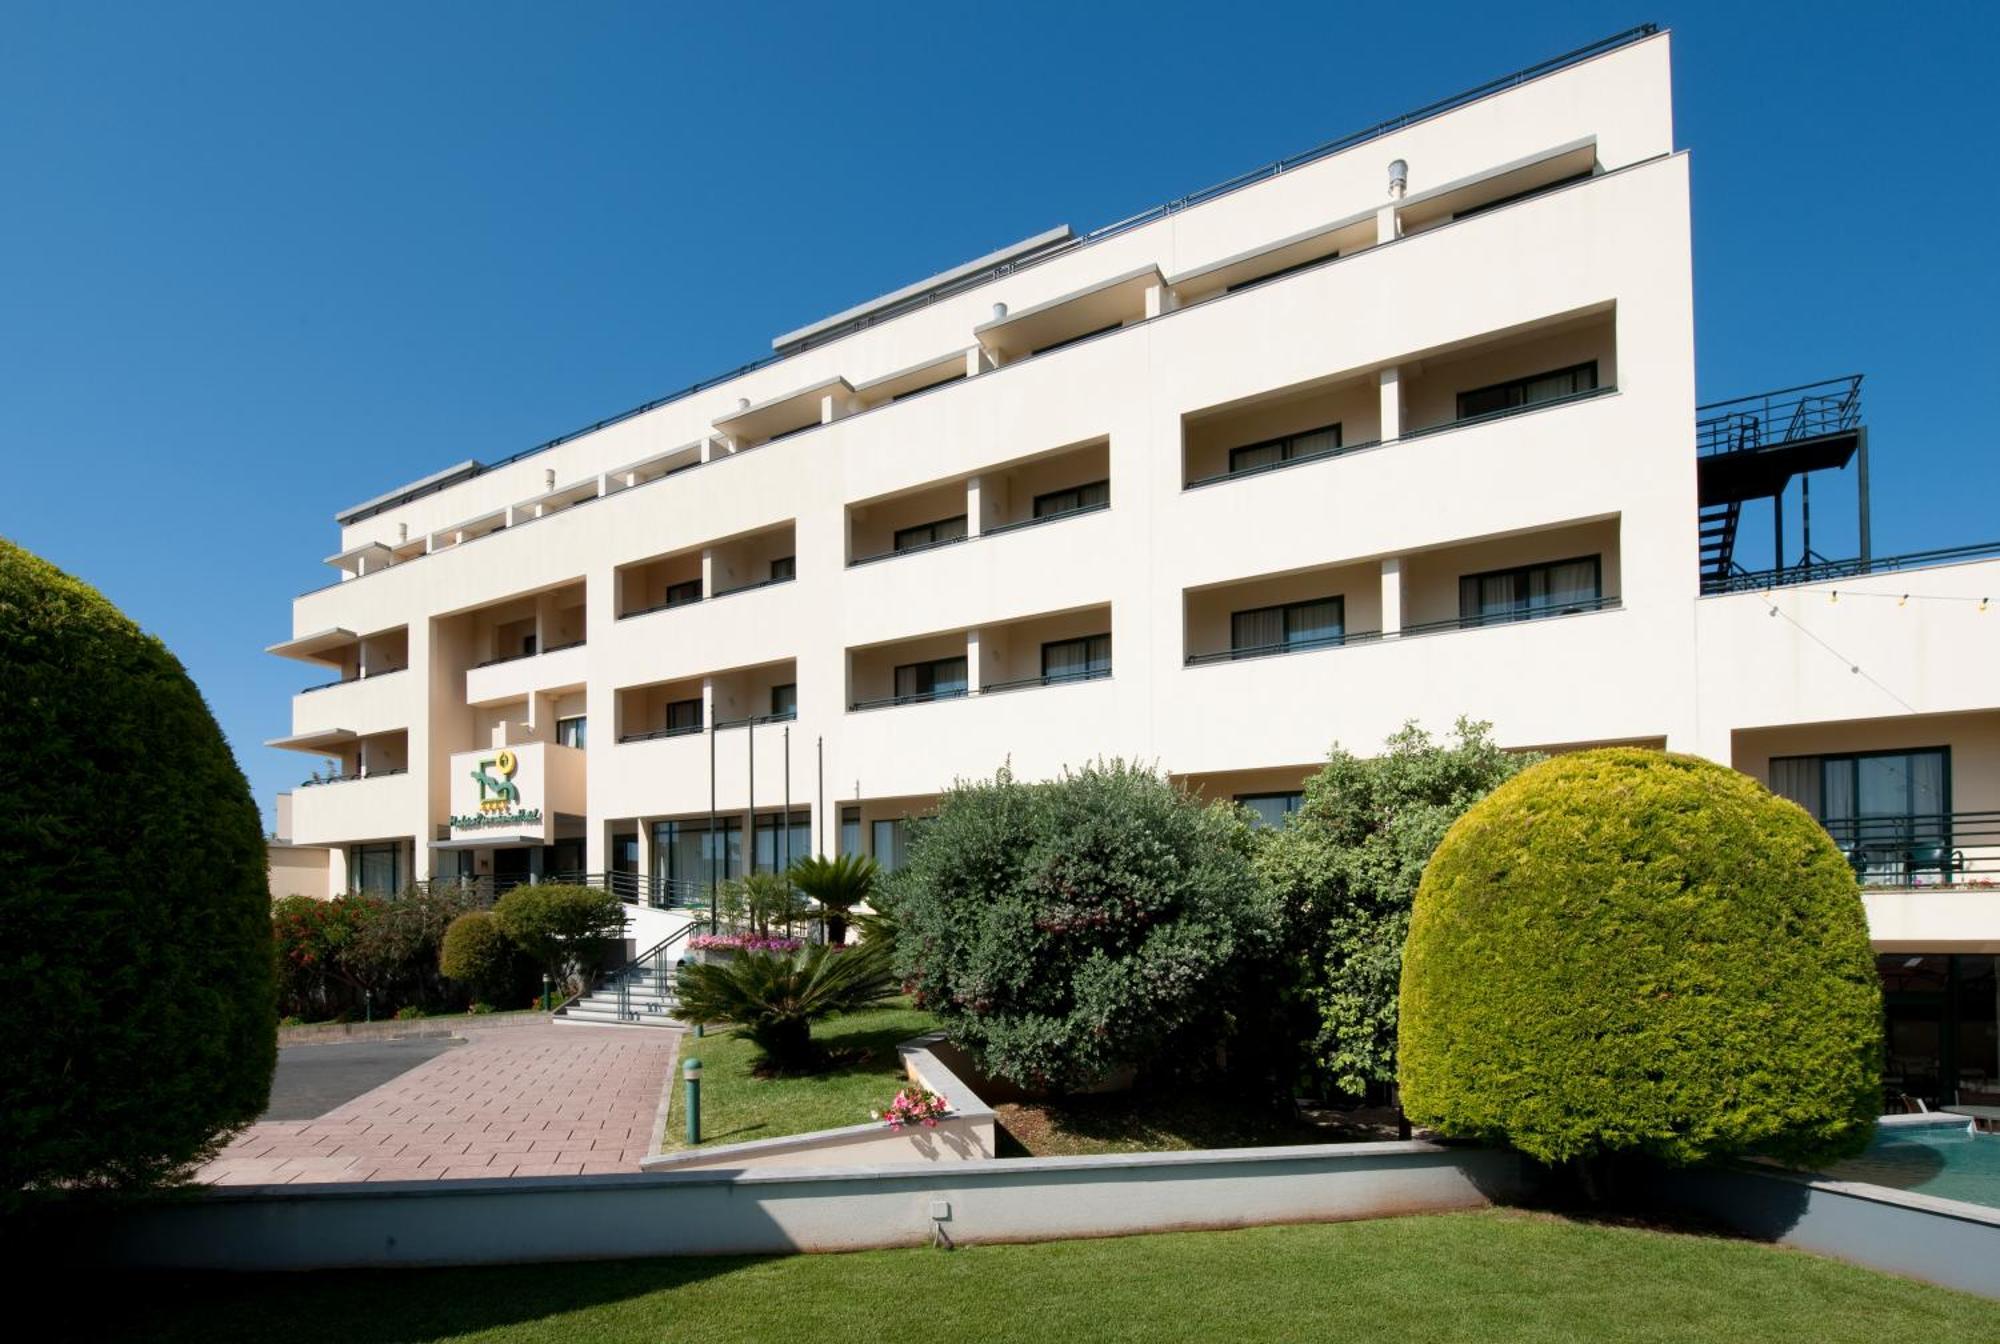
270 28 1997 1102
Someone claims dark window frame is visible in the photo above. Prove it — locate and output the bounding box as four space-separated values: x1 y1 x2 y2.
1224 251 1339 294
1456 554 1604 624
1451 169 1594 222
891 370 965 402
770 682 798 718
1032 479 1111 519
769 555 796 582
664 697 704 733
1030 322 1122 358
1229 595 1346 652
893 515 969 552
555 715 587 749
893 655 969 702
1455 361 1599 421
1226 422 1344 475
1040 632 1112 682
1235 791 1304 829
665 578 703 608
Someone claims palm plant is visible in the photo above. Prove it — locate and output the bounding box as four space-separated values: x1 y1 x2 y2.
787 852 879 945
675 940 899 1071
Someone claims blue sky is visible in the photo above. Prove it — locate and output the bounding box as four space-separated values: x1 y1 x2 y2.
4 2 1997 830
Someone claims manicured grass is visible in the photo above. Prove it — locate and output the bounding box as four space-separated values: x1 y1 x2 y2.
110 1209 1991 1343
662 1003 938 1150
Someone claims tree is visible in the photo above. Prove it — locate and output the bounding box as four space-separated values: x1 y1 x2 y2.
271 893 381 1020
438 911 517 1006
1398 748 1882 1173
887 761 1280 1093
788 852 878 945
0 538 275 1200
491 883 627 991
1256 719 1532 1096
676 941 900 1071
728 871 808 937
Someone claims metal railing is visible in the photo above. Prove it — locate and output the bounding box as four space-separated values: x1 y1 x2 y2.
849 686 971 712
1696 375 1863 458
712 708 798 730
849 532 972 568
618 722 703 744
298 666 407 694
1818 812 2000 888
981 667 1112 695
1403 383 1619 443
1184 597 1622 666
610 916 713 1024
1701 541 2000 595
334 26 1658 531
711 574 796 600
1186 631 1376 666
1187 438 1381 491
981 500 1111 538
297 766 408 788
617 592 703 621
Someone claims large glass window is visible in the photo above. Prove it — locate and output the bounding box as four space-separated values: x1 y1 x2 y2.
664 698 703 735
1772 748 1951 885
840 806 863 859
1878 953 1999 1106
893 515 968 552
1237 792 1304 829
665 579 702 609
1458 556 1601 627
769 555 796 583
1041 633 1112 683
1227 422 1342 476
350 842 402 896
872 818 909 873
753 810 813 874
893 656 968 703
1032 480 1110 519
652 817 740 900
556 715 587 749
1230 596 1344 656
1455 362 1598 421
770 683 798 719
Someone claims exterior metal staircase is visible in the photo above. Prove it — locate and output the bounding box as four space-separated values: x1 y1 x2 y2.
1698 498 1741 587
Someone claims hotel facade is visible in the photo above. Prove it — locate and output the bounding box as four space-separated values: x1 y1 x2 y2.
269 28 1997 1103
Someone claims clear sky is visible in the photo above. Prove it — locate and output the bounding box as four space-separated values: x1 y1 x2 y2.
4 2 1997 831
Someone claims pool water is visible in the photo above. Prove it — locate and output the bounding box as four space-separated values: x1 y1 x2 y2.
1826 1118 2000 1209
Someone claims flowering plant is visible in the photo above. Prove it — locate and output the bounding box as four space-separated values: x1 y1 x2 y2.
877 1084 950 1131
688 933 804 953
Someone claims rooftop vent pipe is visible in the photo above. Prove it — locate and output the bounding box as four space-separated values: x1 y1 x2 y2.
1387 159 1408 199
992 302 1008 322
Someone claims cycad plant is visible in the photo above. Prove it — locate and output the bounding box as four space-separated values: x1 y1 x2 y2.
787 852 879 945
675 940 899 1071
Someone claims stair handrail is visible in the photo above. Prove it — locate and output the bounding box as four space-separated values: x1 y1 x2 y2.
612 913 714 1023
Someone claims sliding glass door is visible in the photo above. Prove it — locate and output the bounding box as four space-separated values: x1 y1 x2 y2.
1771 747 1951 885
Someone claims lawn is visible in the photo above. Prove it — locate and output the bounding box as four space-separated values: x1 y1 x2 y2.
661 1002 938 1150
107 1209 1991 1343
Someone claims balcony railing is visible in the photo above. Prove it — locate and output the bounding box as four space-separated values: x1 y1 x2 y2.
1696 375 1862 458
1186 596 1620 666
981 667 1112 695
1402 383 1619 444
711 574 796 600
298 666 407 694
297 766 408 788
617 722 704 745
849 532 972 568
1702 542 2000 595
1819 811 2000 889
981 500 1111 538
474 639 585 669
712 708 798 729
618 591 703 622
849 686 972 712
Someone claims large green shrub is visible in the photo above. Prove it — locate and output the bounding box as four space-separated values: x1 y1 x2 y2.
438 911 515 1005
491 883 627 989
271 892 383 1019
0 538 275 1198
1398 748 1881 1170
887 761 1280 1092
1257 720 1534 1095
676 941 900 1071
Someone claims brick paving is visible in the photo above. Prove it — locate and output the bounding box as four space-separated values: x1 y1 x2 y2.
202 1024 680 1185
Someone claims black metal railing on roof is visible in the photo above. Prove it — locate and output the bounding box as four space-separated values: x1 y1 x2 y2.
1701 541 2000 595
1696 375 1863 457
338 25 1660 527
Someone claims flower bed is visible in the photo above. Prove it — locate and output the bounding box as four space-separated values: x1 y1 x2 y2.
686 933 805 953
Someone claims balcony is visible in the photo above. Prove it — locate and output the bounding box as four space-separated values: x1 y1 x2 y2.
290 664 415 740
849 607 1111 712
288 769 418 847
465 639 588 708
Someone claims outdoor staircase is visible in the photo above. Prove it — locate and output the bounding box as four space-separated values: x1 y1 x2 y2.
553 920 705 1029
1698 498 1741 588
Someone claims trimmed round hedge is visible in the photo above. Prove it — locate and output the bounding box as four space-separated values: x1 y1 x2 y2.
1398 748 1880 1169
0 539 276 1198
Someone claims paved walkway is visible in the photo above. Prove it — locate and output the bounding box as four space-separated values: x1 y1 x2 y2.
203 1024 680 1184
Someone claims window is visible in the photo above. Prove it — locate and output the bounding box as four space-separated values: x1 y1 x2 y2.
894 656 968 703
892 370 965 402
1458 557 1601 627
1231 596 1345 655
1032 479 1110 519
1225 251 1337 294
770 683 798 719
1772 748 1952 885
1236 792 1303 829
652 817 740 897
665 698 703 734
350 842 402 896
556 715 587 749
1031 323 1121 358
1455 362 1598 421
893 515 968 552
665 579 703 608
1452 170 1593 222
840 806 863 859
1041 633 1111 683
753 810 812 874
872 818 909 873
1227 423 1342 475
766 420 817 443
769 555 796 582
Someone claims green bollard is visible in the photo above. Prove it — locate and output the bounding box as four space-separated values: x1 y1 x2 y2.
683 1057 703 1145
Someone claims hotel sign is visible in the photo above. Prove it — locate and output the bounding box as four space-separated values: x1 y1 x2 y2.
448 743 548 843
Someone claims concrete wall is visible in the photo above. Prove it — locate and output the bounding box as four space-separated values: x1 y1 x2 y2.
90 1141 1528 1270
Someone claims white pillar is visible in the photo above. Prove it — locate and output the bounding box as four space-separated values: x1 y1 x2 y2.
1381 556 1407 637
1144 282 1178 319
635 819 656 893
966 627 983 693
701 547 716 598
1375 203 1400 246
1379 366 1404 442
966 476 984 537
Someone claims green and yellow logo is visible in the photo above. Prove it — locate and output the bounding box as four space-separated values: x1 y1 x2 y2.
470 749 520 814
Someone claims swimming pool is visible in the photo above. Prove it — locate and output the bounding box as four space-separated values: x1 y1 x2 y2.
1825 1116 2000 1210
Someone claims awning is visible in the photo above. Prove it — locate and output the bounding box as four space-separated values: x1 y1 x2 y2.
266 628 356 664
266 727 357 754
